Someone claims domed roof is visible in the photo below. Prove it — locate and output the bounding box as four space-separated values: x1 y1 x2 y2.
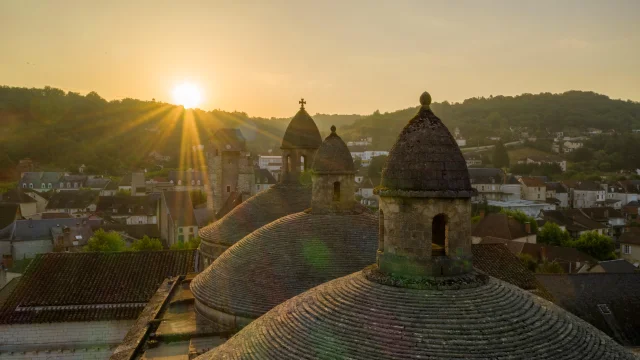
281 100 322 149
377 92 474 198
312 126 355 174
191 208 377 327
199 269 634 360
198 182 311 259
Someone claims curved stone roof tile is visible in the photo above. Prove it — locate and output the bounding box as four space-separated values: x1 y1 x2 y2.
378 92 474 197
199 270 634 360
198 183 312 256
281 108 322 149
312 126 355 174
192 210 377 320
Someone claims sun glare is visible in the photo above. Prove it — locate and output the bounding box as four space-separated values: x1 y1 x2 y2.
172 83 202 109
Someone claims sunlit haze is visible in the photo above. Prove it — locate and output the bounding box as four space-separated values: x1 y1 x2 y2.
172 82 203 109
1 0 639 117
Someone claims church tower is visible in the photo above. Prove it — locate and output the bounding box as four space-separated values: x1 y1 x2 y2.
374 92 477 277
280 99 323 183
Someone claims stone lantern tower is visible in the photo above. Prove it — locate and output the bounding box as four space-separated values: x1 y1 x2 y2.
281 98 322 183
374 91 477 277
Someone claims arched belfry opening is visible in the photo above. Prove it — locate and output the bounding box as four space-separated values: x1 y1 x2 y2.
286 155 292 174
300 155 307 172
378 210 384 252
432 214 448 257
333 181 340 202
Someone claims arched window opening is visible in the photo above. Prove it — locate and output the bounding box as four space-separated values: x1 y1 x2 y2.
286 155 292 173
333 182 340 202
300 155 307 172
432 214 448 257
378 210 385 252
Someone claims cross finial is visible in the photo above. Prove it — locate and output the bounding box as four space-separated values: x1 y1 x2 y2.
299 98 306 109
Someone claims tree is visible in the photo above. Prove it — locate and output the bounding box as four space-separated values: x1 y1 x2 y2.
368 155 388 179
518 254 537 272
537 222 571 246
566 232 616 261
170 236 201 250
131 235 163 251
492 143 510 168
353 158 362 170
500 209 538 233
535 260 564 274
84 229 127 252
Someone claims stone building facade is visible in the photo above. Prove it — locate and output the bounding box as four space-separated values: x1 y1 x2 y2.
206 129 254 214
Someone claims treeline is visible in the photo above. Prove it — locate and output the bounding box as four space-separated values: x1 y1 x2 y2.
339 91 640 151
568 133 640 174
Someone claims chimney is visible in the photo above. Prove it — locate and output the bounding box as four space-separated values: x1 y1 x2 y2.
525 222 531 234
479 210 485 219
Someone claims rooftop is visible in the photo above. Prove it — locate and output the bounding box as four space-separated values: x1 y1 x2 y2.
311 126 355 174
471 213 531 241
281 101 322 150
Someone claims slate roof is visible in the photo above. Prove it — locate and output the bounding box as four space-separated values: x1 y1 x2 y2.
85 177 111 189
0 189 36 203
281 106 322 149
311 126 355 174
581 207 624 221
0 204 18 231
202 269 634 359
618 180 640 194
541 209 607 232
199 182 312 258
471 213 530 240
545 182 568 193
192 209 378 324
537 273 640 346
596 259 638 273
8 218 92 241
215 191 243 219
194 207 215 228
213 128 247 152
563 180 603 191
0 250 196 324
96 194 159 216
45 190 98 210
508 242 597 273
163 191 197 226
104 179 118 190
468 167 503 184
378 93 474 197
254 168 277 185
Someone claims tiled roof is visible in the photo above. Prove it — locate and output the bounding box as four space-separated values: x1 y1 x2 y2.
201 270 634 359
468 168 503 184
379 95 474 197
199 182 311 256
537 273 640 346
545 182 568 193
191 210 378 323
541 209 607 232
0 250 195 324
596 259 638 273
311 127 355 174
519 176 545 187
96 194 159 216
215 191 243 219
562 180 603 191
619 231 640 245
163 191 197 226
509 242 597 273
281 107 322 149
471 213 530 240
580 207 624 220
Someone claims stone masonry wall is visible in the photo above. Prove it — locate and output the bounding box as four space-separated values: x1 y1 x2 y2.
311 174 355 212
377 197 472 277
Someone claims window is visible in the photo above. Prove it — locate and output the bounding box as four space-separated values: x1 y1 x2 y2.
481 186 484 191
597 304 612 315
333 182 340 202
29 183 33 189
179 228 183 233
191 180 195 185
197 180 201 185
22 183 26 188
226 185 231 193
178 235 184 242
48 183 52 189
256 185 260 190
67 182 71 188
432 214 448 257
537 194 541 199
623 244 631 254
286 155 291 173
300 155 307 172
41 183 46 189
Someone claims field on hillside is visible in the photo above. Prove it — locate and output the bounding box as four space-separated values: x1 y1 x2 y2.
507 146 555 162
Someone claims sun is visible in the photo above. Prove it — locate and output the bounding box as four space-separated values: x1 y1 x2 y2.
172 82 202 109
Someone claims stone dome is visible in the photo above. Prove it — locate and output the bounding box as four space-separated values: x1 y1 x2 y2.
191 208 377 330
281 102 322 149
198 182 312 261
198 268 634 360
312 126 355 174
377 92 474 198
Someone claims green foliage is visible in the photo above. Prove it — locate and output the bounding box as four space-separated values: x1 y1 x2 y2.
84 229 127 252
367 155 388 179
566 231 616 261
189 190 207 207
0 182 17 194
491 143 510 168
353 158 362 170
509 163 563 178
518 254 537 272
116 189 131 196
535 260 565 274
471 216 481 224
130 235 163 251
499 209 538 234
170 236 201 250
537 222 571 246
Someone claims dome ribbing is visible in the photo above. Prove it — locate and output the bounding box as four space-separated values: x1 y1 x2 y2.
199 270 634 360
312 126 355 174
377 92 474 198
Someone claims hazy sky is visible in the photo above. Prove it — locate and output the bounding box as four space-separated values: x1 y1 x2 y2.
1 0 639 117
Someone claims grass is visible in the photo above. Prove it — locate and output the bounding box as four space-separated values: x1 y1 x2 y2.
507 146 555 163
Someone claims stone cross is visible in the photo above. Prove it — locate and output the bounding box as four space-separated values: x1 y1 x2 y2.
299 98 306 109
